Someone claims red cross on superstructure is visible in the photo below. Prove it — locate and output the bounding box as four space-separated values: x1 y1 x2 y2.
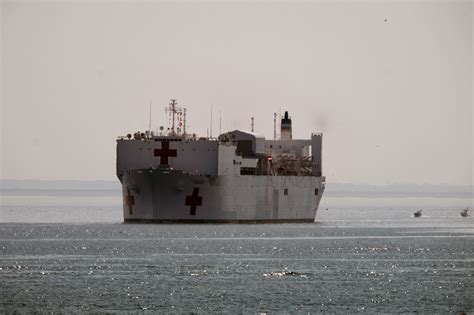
154 141 177 165
126 187 135 215
185 188 203 216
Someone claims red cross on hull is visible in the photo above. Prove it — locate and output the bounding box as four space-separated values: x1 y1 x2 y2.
185 188 203 216
154 140 177 165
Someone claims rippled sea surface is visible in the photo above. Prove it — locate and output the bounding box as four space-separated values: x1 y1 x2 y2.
1 190 473 313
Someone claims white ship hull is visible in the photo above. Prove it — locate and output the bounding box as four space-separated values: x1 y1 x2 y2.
117 104 325 223
121 169 324 223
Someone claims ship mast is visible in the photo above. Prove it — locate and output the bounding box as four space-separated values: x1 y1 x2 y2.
165 99 184 136
273 113 277 140
148 100 152 134
210 104 213 139
183 108 186 136
170 99 177 135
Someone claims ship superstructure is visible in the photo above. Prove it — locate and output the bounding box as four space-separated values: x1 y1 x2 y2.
116 100 325 223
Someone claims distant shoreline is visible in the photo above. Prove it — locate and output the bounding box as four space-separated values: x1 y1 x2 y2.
324 191 473 199
0 188 121 197
1 188 472 199
1 180 472 198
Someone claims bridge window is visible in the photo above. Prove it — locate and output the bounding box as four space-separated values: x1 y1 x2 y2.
314 188 319 196
236 140 253 157
284 188 288 196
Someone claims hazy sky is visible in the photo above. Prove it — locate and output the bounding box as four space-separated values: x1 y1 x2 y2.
1 0 472 185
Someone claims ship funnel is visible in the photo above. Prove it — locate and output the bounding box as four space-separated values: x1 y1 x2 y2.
281 111 292 140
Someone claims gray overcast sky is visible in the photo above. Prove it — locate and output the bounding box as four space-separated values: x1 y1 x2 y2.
1 0 472 185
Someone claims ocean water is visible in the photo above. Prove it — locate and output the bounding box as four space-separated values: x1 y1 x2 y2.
1 190 473 313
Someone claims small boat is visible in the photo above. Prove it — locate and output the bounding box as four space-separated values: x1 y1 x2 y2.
460 208 470 217
414 210 422 217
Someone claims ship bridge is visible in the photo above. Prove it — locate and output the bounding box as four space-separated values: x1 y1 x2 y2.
218 130 265 157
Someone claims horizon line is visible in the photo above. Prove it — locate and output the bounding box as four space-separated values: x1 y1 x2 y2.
0 178 472 188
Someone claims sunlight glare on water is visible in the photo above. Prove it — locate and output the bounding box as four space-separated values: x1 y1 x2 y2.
0 192 473 312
